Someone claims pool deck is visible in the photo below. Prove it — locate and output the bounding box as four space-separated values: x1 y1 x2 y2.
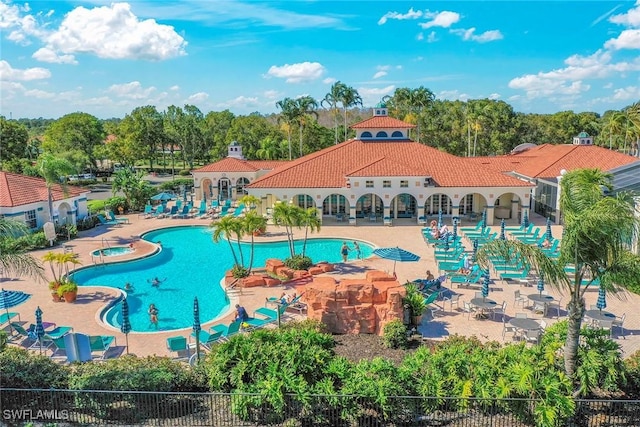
5 213 640 359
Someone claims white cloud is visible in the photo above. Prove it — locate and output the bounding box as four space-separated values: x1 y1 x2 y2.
488 93 501 100
169 85 180 91
186 92 209 103
218 95 260 109
427 31 438 43
372 71 387 79
323 77 337 84
611 85 640 100
438 90 470 101
378 8 423 25
373 65 392 79
24 88 55 99
0 2 48 44
604 29 640 50
416 32 424 41
603 82 614 89
0 60 51 81
419 11 460 29
450 28 503 43
609 1 640 27
592 5 623 26
42 3 187 61
263 90 280 99
107 81 157 99
357 85 395 105
265 61 326 83
32 47 78 64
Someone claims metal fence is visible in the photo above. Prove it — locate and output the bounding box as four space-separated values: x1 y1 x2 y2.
1 388 639 426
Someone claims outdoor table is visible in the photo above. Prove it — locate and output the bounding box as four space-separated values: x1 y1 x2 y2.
585 309 616 323
509 317 541 331
470 298 497 319
527 294 555 304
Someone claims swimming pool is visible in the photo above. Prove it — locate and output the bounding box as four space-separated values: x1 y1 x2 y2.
71 226 374 332
91 246 133 257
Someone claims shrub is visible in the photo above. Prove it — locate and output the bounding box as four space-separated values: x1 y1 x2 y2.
76 216 99 231
158 178 193 192
0 347 68 389
624 350 640 397
284 255 312 271
87 199 107 213
106 196 128 213
0 331 7 352
178 169 192 176
68 178 97 186
382 320 408 349
231 265 249 278
55 223 78 239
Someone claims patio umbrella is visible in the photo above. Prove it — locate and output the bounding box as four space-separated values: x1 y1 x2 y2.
546 217 553 242
120 298 131 354
481 209 487 229
150 192 175 202
452 218 458 241
499 219 506 240
372 247 420 274
438 210 443 228
209 183 213 198
1 289 31 332
443 238 450 262
596 286 607 312
193 297 202 363
472 239 479 262
481 271 490 300
34 306 45 354
522 210 529 228
537 273 545 295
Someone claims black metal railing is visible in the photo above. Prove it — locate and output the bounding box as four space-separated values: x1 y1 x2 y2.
1 389 639 426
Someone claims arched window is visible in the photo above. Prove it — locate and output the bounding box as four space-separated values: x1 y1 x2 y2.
391 131 403 138
376 131 388 138
361 131 372 138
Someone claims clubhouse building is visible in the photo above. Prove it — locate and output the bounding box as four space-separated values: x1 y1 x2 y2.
193 104 640 226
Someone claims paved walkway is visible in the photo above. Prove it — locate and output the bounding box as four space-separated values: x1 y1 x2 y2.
4 212 640 359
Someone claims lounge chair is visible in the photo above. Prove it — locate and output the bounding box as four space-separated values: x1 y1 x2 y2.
165 206 179 217
89 335 116 359
509 223 535 237
8 323 52 351
210 320 243 341
519 229 542 244
190 330 223 351
173 205 191 219
96 214 119 226
232 203 245 217
460 221 484 233
49 335 68 359
139 205 153 218
107 210 129 224
150 205 166 218
166 336 190 360
0 312 20 328
499 268 531 282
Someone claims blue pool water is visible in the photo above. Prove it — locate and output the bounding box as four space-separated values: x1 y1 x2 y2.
71 226 374 332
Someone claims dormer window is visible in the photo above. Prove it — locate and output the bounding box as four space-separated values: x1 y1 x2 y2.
376 131 388 138
391 131 403 138
361 131 372 138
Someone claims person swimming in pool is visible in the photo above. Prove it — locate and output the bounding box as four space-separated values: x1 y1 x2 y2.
150 277 165 287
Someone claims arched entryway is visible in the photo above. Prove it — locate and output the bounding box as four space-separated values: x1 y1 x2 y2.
218 178 231 201
322 194 350 216
390 193 417 218
425 194 452 215
57 202 73 225
236 177 250 196
457 192 488 220
494 192 523 223
201 178 213 200
291 194 316 209
356 194 383 218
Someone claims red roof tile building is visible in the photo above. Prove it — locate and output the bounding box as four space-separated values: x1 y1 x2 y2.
0 172 90 229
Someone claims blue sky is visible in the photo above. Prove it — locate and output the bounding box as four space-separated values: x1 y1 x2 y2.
1 1 639 119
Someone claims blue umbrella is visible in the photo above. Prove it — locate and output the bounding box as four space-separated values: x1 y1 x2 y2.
120 298 131 354
522 210 529 228
438 210 443 228
481 209 487 229
537 273 545 295
597 286 607 311
373 247 420 274
150 192 175 201
1 289 31 333
452 218 458 242
499 218 506 240
443 238 450 261
34 306 45 354
209 183 213 198
193 297 202 363
481 271 490 299
546 217 553 242
472 239 479 262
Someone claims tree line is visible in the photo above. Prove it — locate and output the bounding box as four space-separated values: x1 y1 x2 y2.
1 84 639 176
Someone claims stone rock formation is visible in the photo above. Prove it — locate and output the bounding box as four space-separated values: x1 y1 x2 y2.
304 271 405 335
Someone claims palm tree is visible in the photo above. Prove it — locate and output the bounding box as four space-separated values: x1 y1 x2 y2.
407 87 435 142
255 137 283 160
272 202 299 257
299 207 321 257
0 219 44 280
477 168 640 392
36 153 75 222
601 111 626 150
321 81 348 144
339 86 363 141
242 211 268 274
295 96 319 157
212 216 244 269
276 98 299 160
42 251 81 284
239 194 261 214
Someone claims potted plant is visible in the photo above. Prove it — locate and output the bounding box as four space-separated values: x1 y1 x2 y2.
43 251 82 302
57 280 78 303
404 283 426 326
48 281 63 302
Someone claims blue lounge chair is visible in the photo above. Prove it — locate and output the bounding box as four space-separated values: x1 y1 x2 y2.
107 210 129 224
166 336 190 360
519 229 542 244
190 330 223 350
232 203 245 217
49 335 69 359
150 205 165 218
499 268 531 281
0 312 20 328
210 320 243 341
139 205 153 218
510 224 536 237
89 335 116 359
173 205 191 219
96 214 119 226
460 221 484 233
448 265 483 288
8 323 53 351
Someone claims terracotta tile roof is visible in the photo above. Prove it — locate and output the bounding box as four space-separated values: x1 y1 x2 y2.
194 158 290 173
0 172 89 208
509 144 639 178
465 156 535 173
351 116 416 129
249 139 531 189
